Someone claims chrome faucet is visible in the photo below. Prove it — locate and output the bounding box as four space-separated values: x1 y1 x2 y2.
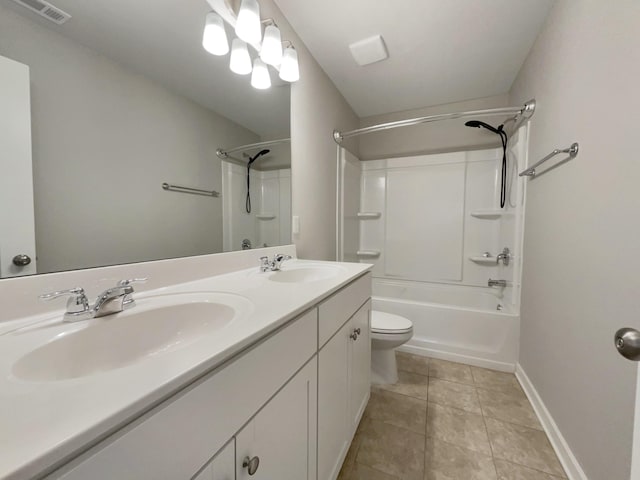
496 247 511 266
488 279 507 288
39 278 146 322
259 254 293 272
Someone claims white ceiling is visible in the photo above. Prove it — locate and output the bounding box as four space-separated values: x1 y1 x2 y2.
274 0 555 118
4 0 290 139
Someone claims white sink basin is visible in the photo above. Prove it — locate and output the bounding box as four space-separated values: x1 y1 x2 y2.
12 292 252 381
268 264 346 283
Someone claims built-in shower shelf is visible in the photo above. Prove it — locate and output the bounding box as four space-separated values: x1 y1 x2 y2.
470 210 512 219
256 213 276 220
357 212 381 219
469 256 498 265
356 250 381 258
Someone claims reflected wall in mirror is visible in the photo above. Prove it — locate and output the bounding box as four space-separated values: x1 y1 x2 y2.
0 0 291 278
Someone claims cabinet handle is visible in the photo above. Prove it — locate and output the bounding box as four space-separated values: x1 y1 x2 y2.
242 456 260 475
350 332 358 341
354 328 361 335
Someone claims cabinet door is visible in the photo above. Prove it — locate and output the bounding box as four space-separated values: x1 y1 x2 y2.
193 440 235 480
318 321 351 480
349 301 371 434
236 357 317 480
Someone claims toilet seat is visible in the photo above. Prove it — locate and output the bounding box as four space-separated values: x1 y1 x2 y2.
371 311 413 335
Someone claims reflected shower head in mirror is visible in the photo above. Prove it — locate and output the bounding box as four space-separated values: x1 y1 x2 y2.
246 149 271 213
464 120 508 208
247 149 270 165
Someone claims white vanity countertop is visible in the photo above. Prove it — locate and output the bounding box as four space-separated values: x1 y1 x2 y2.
0 259 371 480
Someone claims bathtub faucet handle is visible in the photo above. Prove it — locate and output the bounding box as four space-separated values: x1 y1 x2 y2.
496 247 511 266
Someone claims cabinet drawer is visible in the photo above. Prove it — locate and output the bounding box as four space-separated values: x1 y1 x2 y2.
50 309 318 480
318 272 371 348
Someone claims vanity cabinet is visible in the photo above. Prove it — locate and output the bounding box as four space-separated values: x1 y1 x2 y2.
194 358 317 480
192 440 235 480
50 309 318 480
45 272 371 480
235 358 317 480
317 273 372 480
348 302 371 431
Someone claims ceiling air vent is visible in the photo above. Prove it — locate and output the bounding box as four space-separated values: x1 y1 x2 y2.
11 0 71 25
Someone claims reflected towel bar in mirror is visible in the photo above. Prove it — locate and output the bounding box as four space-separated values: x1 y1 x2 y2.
162 183 220 197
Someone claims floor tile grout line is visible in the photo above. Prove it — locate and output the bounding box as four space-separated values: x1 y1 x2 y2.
425 399 484 417
424 399 430 477
476 385 500 480
496 458 569 479
482 416 568 478
475 388 544 431
372 385 428 402
481 412 546 432
371 385 428 403
353 461 402 480
481 413 544 431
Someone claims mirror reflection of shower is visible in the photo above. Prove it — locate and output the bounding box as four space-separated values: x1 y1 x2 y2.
218 138 292 252
246 149 271 213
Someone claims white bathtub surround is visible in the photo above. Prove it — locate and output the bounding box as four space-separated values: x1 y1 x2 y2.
0 251 371 479
338 143 528 369
358 147 526 290
221 161 291 251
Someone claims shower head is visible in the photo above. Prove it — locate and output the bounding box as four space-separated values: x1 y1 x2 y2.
464 120 503 135
465 119 509 209
248 149 271 166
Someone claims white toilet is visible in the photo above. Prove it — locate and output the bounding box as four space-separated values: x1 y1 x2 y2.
370 310 414 384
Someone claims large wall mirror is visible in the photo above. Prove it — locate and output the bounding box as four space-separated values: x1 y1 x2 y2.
0 0 292 278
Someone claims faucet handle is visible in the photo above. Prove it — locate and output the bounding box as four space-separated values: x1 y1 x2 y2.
39 287 90 315
117 278 148 287
259 256 271 272
39 287 85 301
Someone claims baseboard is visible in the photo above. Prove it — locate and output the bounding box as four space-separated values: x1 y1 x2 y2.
398 343 515 373
515 364 588 480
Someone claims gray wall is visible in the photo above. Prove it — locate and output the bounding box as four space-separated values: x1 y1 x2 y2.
358 94 509 160
0 5 258 273
263 0 360 261
510 1 640 478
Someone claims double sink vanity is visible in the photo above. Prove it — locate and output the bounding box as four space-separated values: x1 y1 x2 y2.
0 248 372 480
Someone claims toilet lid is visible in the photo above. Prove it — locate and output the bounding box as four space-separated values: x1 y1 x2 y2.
371 311 413 334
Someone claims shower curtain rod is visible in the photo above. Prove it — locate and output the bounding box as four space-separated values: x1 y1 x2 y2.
216 137 291 159
332 100 536 144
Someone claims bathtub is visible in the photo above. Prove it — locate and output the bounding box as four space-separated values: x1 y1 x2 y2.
372 278 520 371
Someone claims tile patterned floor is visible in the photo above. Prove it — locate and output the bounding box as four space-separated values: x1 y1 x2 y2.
338 353 567 480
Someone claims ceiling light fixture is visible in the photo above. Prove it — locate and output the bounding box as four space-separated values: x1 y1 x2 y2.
251 58 271 89
279 44 299 82
235 0 261 45
230 38 252 75
203 0 300 88
260 23 283 66
202 12 229 56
